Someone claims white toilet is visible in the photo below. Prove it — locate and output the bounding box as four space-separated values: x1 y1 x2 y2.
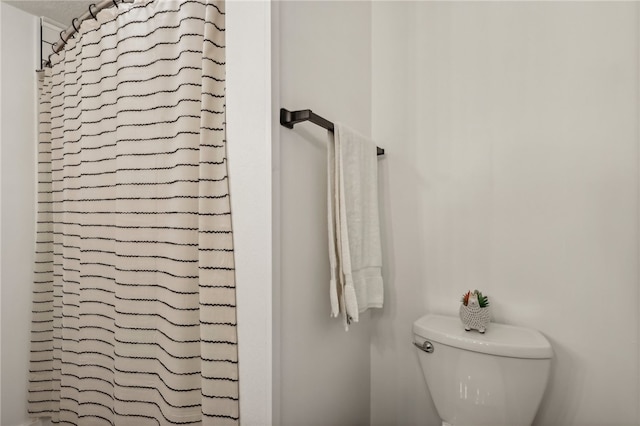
413 314 553 426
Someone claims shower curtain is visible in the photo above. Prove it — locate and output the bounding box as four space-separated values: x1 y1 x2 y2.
28 1 238 424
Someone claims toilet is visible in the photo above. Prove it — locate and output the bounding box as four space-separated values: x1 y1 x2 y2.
413 314 552 426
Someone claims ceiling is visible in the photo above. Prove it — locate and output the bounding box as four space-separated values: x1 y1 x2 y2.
3 1 93 26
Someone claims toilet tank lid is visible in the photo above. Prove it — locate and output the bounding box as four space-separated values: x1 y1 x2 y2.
413 314 553 359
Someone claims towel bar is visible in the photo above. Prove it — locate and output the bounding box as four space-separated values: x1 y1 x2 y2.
280 108 385 156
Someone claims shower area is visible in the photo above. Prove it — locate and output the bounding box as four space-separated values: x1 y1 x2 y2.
2 1 640 426
1 1 271 425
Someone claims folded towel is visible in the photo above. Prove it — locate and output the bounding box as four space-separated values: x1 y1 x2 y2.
328 123 383 329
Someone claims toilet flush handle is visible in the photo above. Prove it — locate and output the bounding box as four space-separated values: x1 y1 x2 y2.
413 340 434 353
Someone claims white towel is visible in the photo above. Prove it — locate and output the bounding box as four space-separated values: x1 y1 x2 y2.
327 129 341 319
328 123 383 329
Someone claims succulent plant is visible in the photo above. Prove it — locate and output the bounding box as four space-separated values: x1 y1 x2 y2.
474 290 489 308
461 290 471 306
461 289 489 308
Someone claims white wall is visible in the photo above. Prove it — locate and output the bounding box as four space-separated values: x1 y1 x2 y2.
0 3 39 426
371 2 640 426
0 1 4 422
274 1 372 425
0 3 273 426
226 2 272 425
369 3 438 423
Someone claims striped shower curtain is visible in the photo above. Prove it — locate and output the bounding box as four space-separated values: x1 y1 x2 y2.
28 1 239 424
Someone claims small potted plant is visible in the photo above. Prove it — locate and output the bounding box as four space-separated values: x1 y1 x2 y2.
459 289 491 333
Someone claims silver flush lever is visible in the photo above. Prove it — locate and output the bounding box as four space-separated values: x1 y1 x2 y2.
414 340 434 353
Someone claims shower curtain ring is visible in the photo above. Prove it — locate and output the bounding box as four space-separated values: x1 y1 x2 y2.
89 4 98 21
45 52 54 68
59 30 68 46
72 18 80 33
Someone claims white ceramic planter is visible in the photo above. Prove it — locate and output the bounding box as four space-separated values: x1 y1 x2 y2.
459 303 491 333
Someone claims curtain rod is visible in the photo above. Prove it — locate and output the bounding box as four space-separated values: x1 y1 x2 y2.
280 108 385 156
44 0 135 68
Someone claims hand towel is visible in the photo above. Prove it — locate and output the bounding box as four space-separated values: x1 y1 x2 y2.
327 130 341 319
328 123 383 329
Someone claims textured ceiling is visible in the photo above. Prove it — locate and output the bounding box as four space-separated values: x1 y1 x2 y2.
3 1 93 27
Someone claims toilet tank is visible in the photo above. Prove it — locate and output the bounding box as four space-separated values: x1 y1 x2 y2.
413 314 553 426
